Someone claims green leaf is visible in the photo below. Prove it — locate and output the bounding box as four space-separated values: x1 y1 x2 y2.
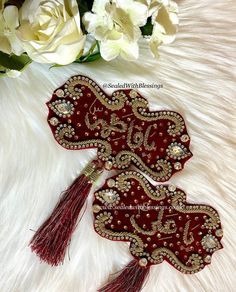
140 17 153 36
75 41 101 63
49 63 66 69
75 51 101 63
0 52 31 76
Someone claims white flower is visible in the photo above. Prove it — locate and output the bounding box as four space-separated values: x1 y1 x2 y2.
0 1 23 55
17 0 86 65
149 0 179 57
83 0 149 61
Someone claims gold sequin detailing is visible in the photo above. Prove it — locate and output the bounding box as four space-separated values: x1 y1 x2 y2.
115 172 167 200
127 121 157 151
49 75 192 181
85 113 127 138
151 248 203 273
152 209 177 234
94 212 144 253
114 151 172 181
93 171 222 274
130 210 176 236
95 189 120 207
130 215 156 236
65 77 126 110
131 99 185 136
55 124 112 158
183 220 194 245
171 191 220 229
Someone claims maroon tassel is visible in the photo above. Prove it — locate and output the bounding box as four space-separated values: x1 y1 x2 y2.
98 260 150 292
30 160 103 266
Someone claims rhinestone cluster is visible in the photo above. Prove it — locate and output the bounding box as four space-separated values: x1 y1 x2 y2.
167 142 190 160
201 235 221 252
49 99 74 118
95 189 120 206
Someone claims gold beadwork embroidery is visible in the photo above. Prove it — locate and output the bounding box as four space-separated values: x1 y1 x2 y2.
115 172 167 200
63 76 185 139
65 79 83 99
95 189 120 207
201 234 221 252
93 171 221 274
127 121 156 151
152 209 177 234
94 212 144 253
49 75 192 181
49 99 74 118
183 220 194 245
130 215 156 236
131 99 185 136
151 248 203 273
55 124 173 181
143 124 157 151
167 142 191 160
114 151 172 181
130 210 177 236
55 124 112 158
85 113 127 138
171 191 220 229
127 121 143 150
65 77 126 110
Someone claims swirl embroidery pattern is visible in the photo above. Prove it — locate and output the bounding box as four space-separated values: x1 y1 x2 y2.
47 75 192 182
93 171 223 273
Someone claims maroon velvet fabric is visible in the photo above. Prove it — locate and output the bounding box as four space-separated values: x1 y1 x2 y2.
47 75 192 182
92 171 223 273
45 74 223 275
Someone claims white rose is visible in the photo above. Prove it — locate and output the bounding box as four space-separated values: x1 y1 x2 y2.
0 0 24 55
17 0 86 65
83 0 149 61
149 0 179 57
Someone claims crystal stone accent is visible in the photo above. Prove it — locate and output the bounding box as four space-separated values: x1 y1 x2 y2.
201 234 220 251
105 161 113 170
55 89 64 97
93 204 101 213
55 102 73 115
171 145 184 156
205 237 217 248
49 117 59 126
181 134 190 142
103 191 117 203
107 179 116 188
139 258 148 267
204 255 211 263
168 185 176 192
174 162 182 170
215 229 223 237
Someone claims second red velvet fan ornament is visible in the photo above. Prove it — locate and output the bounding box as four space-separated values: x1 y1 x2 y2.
93 171 223 291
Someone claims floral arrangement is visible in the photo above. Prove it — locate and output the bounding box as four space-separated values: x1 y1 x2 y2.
0 0 178 77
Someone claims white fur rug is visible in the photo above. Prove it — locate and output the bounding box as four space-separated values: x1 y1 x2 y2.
1 0 236 291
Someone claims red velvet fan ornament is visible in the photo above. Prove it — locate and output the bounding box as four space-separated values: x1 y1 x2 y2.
93 171 223 292
30 75 192 266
